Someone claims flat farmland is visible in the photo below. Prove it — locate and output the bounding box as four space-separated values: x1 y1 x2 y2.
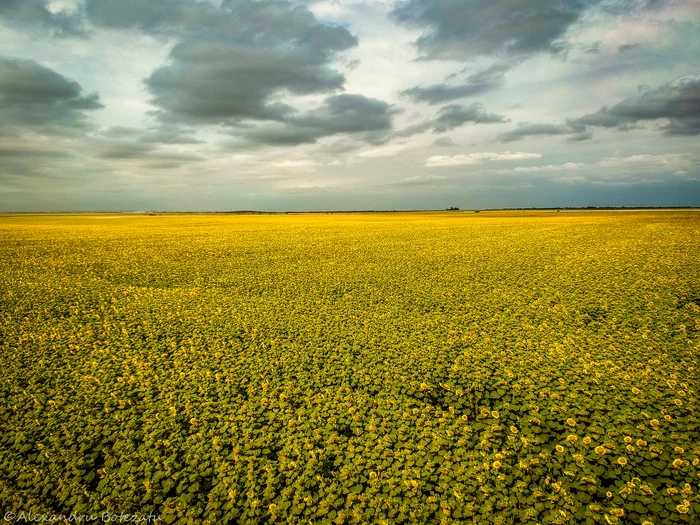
0 211 698 524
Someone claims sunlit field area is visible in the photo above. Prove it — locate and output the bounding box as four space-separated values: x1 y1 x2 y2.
0 211 698 524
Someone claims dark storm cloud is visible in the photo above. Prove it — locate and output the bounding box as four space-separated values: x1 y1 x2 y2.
234 94 395 146
570 75 700 136
295 94 394 134
401 62 511 104
501 75 700 142
0 0 84 37
84 0 361 130
499 122 577 142
392 0 605 60
85 0 357 49
399 103 507 137
146 39 346 124
0 56 102 133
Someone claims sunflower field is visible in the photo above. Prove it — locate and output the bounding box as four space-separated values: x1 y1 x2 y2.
0 211 698 525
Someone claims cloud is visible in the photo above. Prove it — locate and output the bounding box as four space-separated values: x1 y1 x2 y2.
597 153 691 168
571 75 700 136
401 62 511 104
432 104 508 131
386 174 449 186
92 140 158 160
399 103 507 137
0 0 84 37
513 162 586 173
271 159 320 171
87 0 355 129
356 143 407 159
433 137 457 147
0 56 102 134
294 94 395 134
82 0 399 146
392 0 609 60
100 126 202 145
233 94 395 146
146 39 346 125
499 122 574 142
425 151 541 167
502 75 700 142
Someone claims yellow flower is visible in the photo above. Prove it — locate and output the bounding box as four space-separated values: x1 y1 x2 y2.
573 454 584 464
672 459 685 468
583 437 592 445
675 446 684 454
650 419 660 427
623 436 632 443
555 445 565 453
566 434 577 443
637 439 647 447
369 471 377 479
617 457 628 466
492 460 502 469
491 411 500 419
595 446 607 455
641 521 654 525
268 504 277 512
626 445 635 453
610 508 624 517
510 426 518 434
606 491 613 498
676 501 690 514
566 418 576 426
664 415 672 421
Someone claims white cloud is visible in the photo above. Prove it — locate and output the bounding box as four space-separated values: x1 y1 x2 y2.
513 162 585 173
272 160 320 170
387 174 449 186
425 151 541 167
357 144 407 159
597 154 690 168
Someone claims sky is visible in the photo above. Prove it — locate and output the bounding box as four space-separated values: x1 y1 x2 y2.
0 0 699 211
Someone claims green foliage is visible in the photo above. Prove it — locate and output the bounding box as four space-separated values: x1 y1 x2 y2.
0 211 698 524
